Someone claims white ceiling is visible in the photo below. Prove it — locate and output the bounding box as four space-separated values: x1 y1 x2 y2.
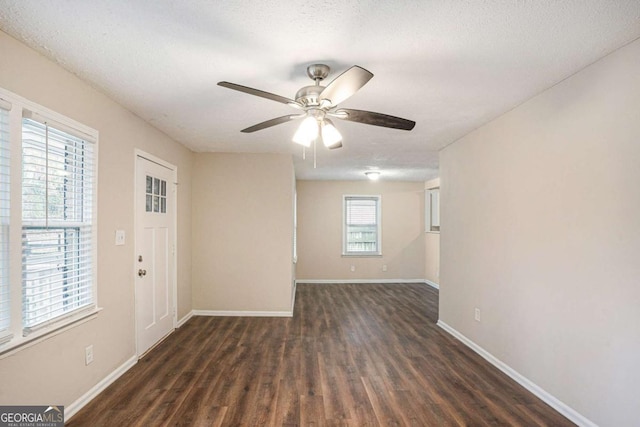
1 1 639 181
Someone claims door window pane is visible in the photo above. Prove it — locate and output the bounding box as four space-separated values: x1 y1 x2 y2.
145 175 167 214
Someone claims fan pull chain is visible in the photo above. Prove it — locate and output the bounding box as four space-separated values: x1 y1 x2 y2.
313 138 317 169
302 146 306 160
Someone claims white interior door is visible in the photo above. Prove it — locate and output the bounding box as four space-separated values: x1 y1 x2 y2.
135 154 176 357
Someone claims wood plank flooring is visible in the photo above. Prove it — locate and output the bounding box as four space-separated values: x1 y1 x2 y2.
67 283 574 426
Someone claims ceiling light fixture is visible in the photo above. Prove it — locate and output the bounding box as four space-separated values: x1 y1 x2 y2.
219 63 416 154
365 171 381 180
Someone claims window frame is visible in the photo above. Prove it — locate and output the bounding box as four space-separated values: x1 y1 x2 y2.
425 188 440 233
0 87 99 355
342 195 382 257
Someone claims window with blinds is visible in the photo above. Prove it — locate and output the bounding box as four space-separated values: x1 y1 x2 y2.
343 196 381 255
425 188 440 233
0 103 10 339
21 117 95 332
293 191 297 263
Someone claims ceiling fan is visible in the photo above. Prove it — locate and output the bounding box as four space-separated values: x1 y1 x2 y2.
218 64 416 150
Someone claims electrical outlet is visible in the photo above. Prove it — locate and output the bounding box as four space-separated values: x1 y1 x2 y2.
85 345 94 365
350 265 356 272
474 308 481 322
382 264 387 272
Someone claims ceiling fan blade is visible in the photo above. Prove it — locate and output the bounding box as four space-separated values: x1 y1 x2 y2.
335 108 416 131
218 81 301 107
241 114 303 133
319 66 373 106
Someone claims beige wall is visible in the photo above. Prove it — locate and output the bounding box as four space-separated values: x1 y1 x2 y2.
191 153 295 313
0 31 193 407
439 38 640 426
296 180 425 281
424 178 440 285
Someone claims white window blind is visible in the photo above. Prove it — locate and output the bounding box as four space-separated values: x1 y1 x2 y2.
0 104 10 338
344 196 381 255
21 117 95 332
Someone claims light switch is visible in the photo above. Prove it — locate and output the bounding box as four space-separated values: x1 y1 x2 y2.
115 230 125 246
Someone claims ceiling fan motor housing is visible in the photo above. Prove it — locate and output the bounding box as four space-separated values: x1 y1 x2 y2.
295 85 326 107
295 64 331 107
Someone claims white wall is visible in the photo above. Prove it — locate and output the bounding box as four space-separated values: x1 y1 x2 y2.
439 38 640 426
0 30 193 407
191 153 295 314
296 180 425 281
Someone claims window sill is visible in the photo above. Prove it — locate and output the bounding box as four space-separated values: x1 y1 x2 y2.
0 306 103 358
342 253 383 258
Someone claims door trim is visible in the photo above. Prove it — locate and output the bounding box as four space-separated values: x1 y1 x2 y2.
133 149 178 358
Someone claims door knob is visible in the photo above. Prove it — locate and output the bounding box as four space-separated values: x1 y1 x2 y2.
138 269 147 277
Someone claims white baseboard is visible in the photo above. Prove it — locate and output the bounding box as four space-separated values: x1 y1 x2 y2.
436 320 595 427
177 310 194 328
66 355 137 421
296 279 429 284
424 279 439 289
193 310 293 317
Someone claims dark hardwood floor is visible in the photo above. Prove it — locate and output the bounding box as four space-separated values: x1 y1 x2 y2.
68 283 574 426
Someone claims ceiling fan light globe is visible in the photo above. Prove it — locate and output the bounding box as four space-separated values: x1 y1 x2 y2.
322 120 342 148
292 116 319 147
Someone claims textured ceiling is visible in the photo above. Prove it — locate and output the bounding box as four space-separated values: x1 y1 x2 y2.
1 1 639 181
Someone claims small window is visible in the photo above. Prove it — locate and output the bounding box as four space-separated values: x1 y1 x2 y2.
343 195 381 256
425 188 440 233
293 191 297 263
